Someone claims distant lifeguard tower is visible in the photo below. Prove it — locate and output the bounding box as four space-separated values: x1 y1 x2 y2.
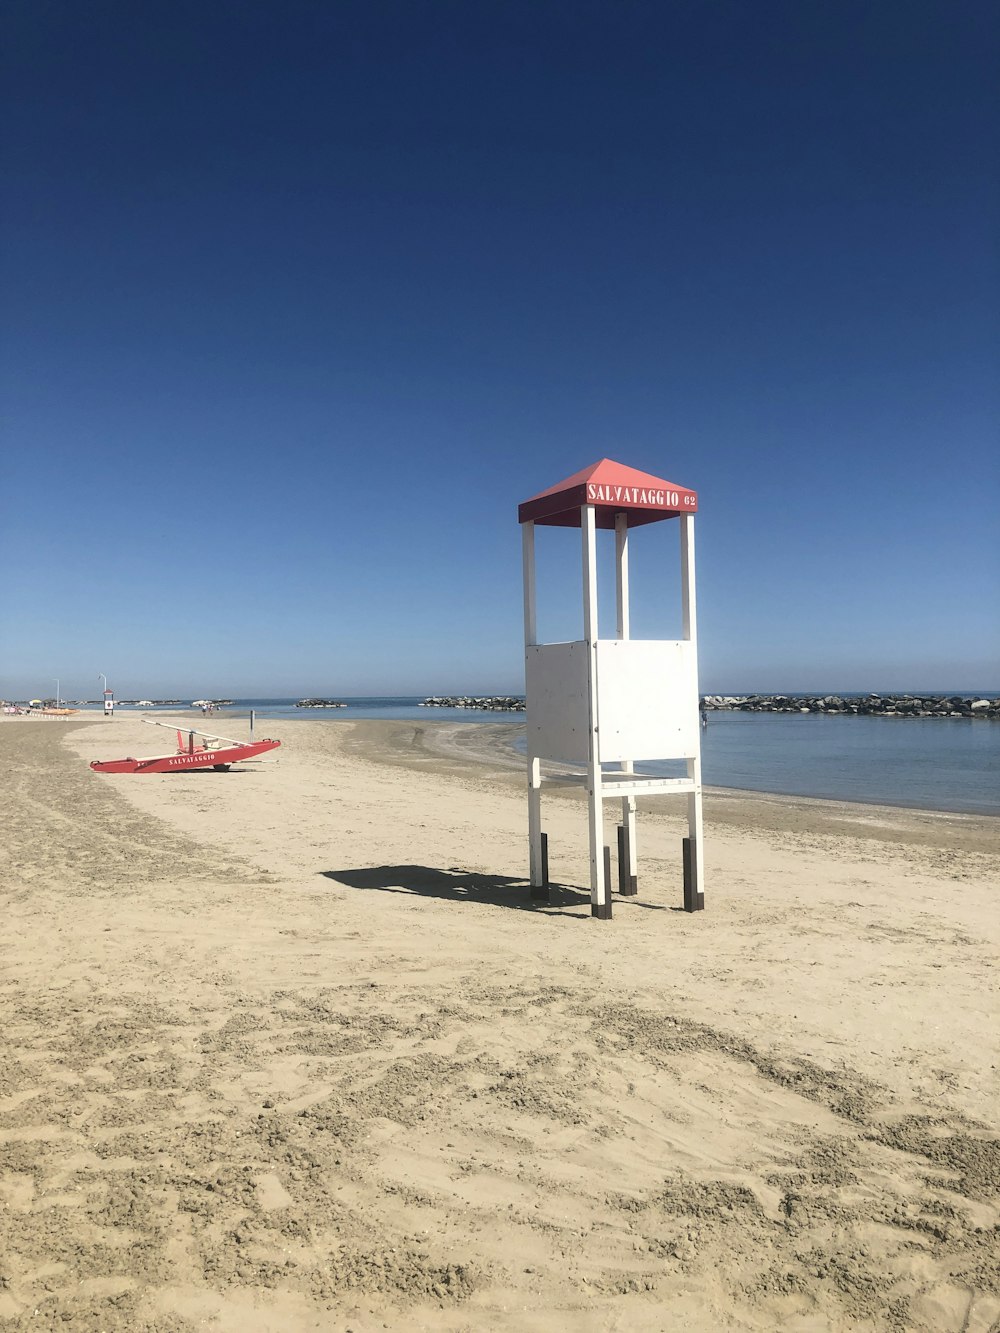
518 459 704 918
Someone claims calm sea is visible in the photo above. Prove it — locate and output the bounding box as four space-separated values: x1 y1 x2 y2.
83 697 1000 816
693 710 999 816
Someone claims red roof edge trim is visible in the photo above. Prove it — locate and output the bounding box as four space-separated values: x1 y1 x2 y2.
518 458 697 527
518 484 697 527
517 484 588 525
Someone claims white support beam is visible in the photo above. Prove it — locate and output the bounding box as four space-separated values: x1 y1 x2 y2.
582 506 599 645
602 776 698 799
522 520 537 647
522 520 542 889
528 755 543 887
681 514 705 904
615 511 636 883
537 772 697 798
615 512 629 640
680 513 696 643
685 753 705 896
582 505 607 916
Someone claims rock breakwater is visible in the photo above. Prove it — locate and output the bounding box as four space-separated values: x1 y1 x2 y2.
421 696 526 712
701 693 1000 718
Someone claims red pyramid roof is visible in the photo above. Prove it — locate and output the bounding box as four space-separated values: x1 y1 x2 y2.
518 459 697 529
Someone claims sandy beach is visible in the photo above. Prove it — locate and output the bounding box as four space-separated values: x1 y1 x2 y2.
2 712 998 1332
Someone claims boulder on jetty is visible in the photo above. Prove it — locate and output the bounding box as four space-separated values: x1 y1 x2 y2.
296 698 347 708
700 693 1000 719
422 696 526 712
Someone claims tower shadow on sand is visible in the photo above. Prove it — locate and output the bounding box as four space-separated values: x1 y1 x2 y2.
321 865 667 914
321 865 579 914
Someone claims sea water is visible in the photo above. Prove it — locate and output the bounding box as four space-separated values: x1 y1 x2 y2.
694 710 1000 815
86 698 1000 816
509 710 999 816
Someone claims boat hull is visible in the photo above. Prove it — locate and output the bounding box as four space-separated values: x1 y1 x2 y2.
90 739 280 774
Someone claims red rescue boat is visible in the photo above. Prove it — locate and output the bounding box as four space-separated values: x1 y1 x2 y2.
90 720 281 774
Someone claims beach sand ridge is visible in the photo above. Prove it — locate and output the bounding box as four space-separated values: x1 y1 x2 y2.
1 714 997 1330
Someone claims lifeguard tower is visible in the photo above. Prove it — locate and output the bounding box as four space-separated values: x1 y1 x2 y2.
518 459 704 919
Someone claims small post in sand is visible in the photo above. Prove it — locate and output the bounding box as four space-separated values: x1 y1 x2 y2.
518 459 705 917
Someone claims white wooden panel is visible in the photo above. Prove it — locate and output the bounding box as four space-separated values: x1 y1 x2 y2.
596 640 699 763
526 641 590 764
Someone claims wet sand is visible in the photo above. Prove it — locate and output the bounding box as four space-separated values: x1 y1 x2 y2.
1 713 998 1331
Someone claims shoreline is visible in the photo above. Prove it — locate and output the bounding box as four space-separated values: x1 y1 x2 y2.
15 707 998 825
332 717 1000 847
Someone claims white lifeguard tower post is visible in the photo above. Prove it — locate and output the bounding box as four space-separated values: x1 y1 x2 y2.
100 674 114 717
519 459 704 919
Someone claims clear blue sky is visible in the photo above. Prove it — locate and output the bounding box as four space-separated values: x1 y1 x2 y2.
2 0 997 699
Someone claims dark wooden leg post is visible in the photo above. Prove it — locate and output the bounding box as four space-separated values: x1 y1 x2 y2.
683 837 705 912
532 832 550 901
